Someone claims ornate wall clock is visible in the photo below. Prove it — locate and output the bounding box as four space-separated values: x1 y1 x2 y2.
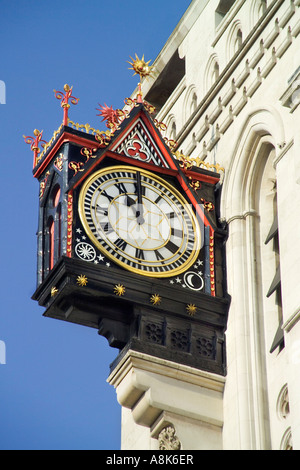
78 165 201 278
28 84 230 375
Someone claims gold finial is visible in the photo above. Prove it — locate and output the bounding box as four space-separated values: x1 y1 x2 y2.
128 54 155 80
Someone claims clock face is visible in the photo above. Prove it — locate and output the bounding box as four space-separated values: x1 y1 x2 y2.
78 165 201 277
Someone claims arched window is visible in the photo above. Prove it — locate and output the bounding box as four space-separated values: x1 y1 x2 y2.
234 29 243 53
52 185 61 208
221 109 287 447
48 216 55 271
204 56 220 93
43 183 62 277
250 0 267 27
165 115 177 143
277 384 290 420
170 121 177 141
183 86 198 122
226 21 243 60
213 62 220 83
190 93 197 114
259 149 284 353
258 0 267 17
56 203 62 259
280 427 293 450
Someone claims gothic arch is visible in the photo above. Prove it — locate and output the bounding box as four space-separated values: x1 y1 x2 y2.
183 85 198 122
222 106 285 218
222 107 286 449
226 19 243 61
165 113 177 141
204 54 220 94
249 0 268 28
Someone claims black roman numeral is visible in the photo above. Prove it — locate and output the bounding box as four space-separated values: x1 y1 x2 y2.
101 190 114 202
171 228 183 238
154 250 165 263
114 238 128 251
154 194 163 204
165 240 179 254
115 180 127 195
166 211 176 219
135 248 145 260
100 221 114 234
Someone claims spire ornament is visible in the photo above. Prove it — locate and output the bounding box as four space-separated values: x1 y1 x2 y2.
96 103 127 131
128 54 155 103
54 84 79 125
23 129 48 168
128 54 155 80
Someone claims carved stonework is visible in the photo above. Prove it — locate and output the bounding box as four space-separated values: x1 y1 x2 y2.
158 426 181 450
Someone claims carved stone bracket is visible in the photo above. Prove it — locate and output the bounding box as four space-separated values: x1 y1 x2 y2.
158 425 181 451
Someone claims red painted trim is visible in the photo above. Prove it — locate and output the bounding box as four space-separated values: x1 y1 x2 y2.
140 112 178 171
71 150 178 190
185 170 220 185
176 172 216 296
66 191 73 258
209 225 216 297
33 132 102 179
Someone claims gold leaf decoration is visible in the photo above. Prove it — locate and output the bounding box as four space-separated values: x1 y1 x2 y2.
77 275 88 286
114 284 126 296
150 294 161 306
186 304 197 316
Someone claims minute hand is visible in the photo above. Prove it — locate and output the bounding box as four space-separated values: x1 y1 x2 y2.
135 171 144 224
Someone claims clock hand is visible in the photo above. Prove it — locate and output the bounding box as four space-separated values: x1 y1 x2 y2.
135 171 145 225
125 193 144 223
126 195 137 208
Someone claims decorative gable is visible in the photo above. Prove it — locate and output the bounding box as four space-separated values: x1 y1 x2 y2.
111 118 170 168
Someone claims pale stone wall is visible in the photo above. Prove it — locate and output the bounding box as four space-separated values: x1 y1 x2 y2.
134 0 300 450
108 351 224 450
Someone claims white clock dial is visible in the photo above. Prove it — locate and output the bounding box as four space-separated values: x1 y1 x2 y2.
78 166 201 277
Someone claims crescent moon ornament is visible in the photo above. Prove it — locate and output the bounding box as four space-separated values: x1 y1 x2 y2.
183 271 204 291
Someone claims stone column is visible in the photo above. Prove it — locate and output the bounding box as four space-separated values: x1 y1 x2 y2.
107 350 225 450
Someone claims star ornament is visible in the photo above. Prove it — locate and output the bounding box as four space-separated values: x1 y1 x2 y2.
51 286 58 297
150 294 161 306
114 284 126 296
77 274 88 287
186 304 197 316
128 54 155 80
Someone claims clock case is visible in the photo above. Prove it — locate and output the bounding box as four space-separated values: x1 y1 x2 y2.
32 103 230 376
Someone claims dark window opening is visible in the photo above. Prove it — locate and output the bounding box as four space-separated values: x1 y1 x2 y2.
215 0 236 28
144 50 185 112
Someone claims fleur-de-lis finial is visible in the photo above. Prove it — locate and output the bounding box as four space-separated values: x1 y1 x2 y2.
23 129 48 168
53 84 79 125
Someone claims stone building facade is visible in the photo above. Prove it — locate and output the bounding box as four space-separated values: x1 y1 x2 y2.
113 0 300 450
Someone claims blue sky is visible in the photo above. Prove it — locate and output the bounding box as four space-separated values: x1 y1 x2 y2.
0 0 191 450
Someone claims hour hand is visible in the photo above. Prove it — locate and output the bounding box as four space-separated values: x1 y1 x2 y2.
126 195 137 208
